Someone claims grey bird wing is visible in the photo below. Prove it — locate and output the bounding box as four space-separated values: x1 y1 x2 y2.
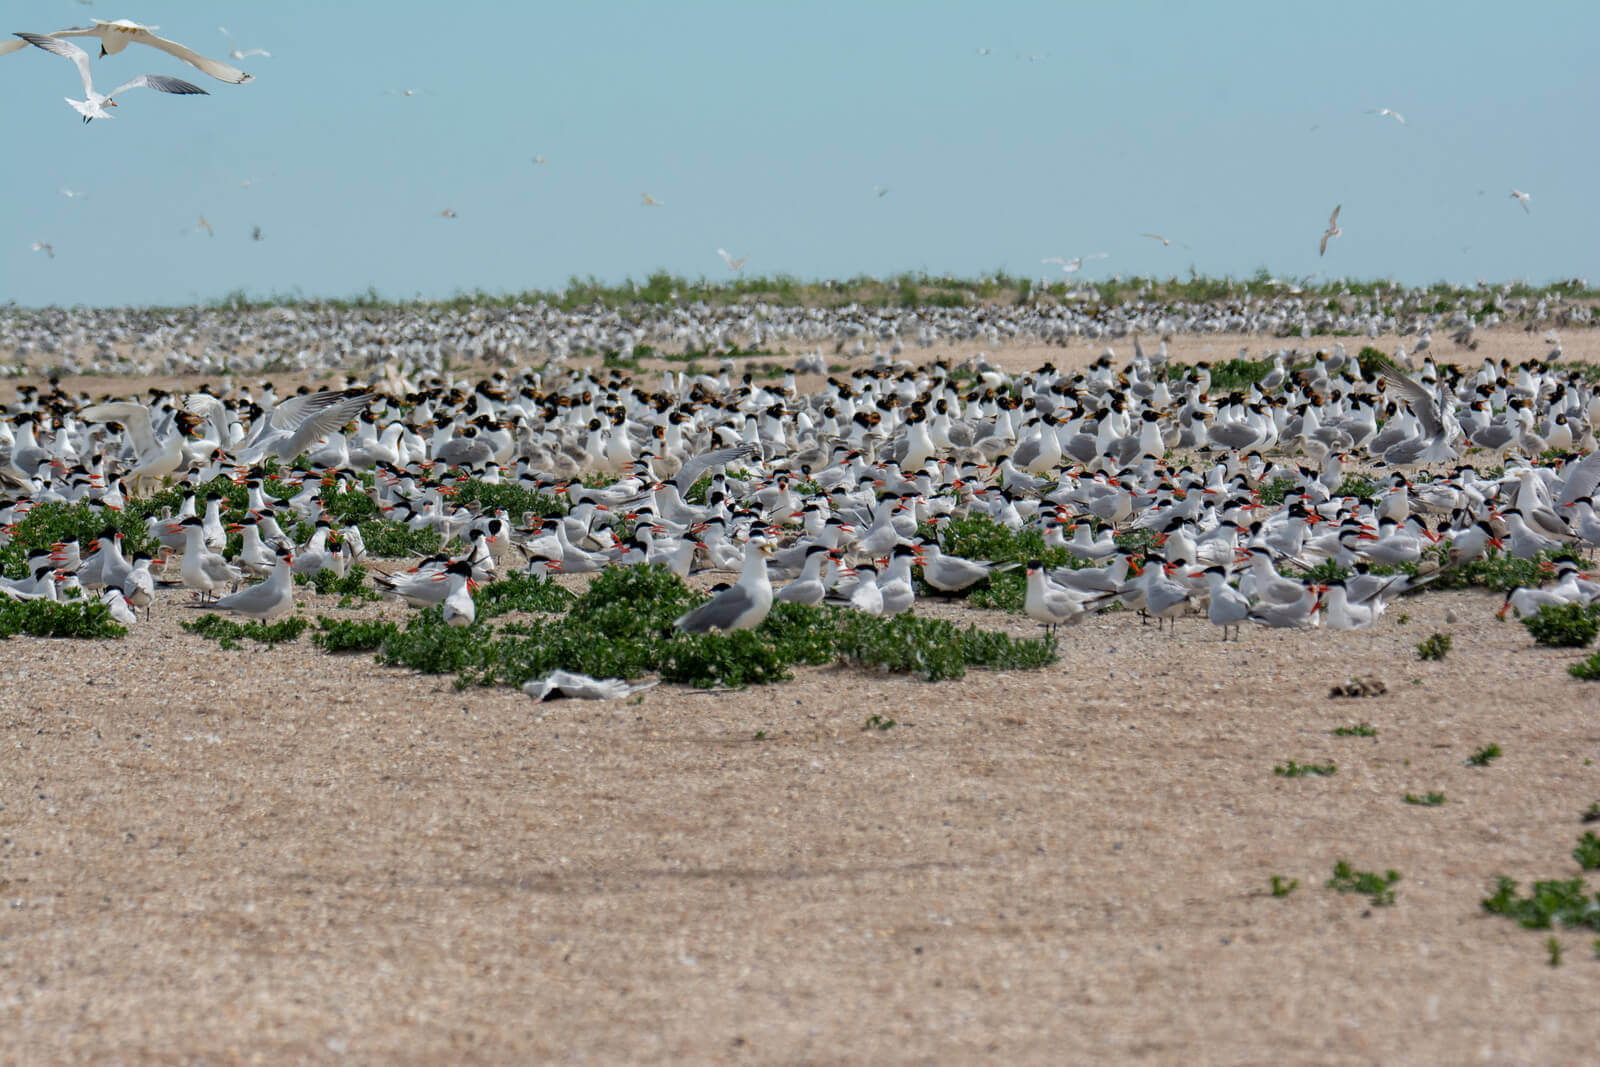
268 389 369 433
12 33 93 96
675 584 754 633
212 579 278 614
1369 354 1445 438
1556 450 1600 507
673 442 756 492
81 401 158 456
269 390 372 456
109 73 209 97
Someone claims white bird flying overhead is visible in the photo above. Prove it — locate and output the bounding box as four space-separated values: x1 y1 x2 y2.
1140 233 1171 246
1365 107 1405 125
217 27 269 60
12 33 208 123
716 248 748 271
1319 204 1342 256
641 193 663 207
1510 189 1531 214
1042 253 1108 273
2 19 253 84
30 241 54 259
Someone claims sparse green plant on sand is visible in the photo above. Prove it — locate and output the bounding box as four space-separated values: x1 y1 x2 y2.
1275 760 1337 778
1417 632 1452 660
1574 832 1600 871
1327 860 1401 907
1467 743 1502 767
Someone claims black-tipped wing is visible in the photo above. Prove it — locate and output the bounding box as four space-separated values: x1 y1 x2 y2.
110 73 209 97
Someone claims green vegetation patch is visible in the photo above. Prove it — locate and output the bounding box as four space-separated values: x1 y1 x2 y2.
1327 860 1401 907
1522 602 1600 648
180 613 308 651
0 598 126 639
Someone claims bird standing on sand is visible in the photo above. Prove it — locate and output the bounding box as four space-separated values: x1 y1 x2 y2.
209 550 295 621
674 540 774 634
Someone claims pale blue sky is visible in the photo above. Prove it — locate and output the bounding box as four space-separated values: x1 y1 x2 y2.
3 0 1596 307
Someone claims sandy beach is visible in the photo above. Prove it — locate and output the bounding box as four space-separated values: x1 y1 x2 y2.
4 329 1600 1063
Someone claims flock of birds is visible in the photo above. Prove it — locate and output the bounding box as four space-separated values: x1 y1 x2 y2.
2 280 1590 384
3 319 1599 648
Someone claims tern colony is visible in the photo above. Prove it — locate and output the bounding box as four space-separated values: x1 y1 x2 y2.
0 279 1591 382
3 318 1600 642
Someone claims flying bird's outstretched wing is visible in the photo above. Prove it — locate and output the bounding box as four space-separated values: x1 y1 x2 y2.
108 73 209 97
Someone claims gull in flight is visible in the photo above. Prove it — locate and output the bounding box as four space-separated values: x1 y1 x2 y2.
58 185 86 199
12 33 208 123
217 27 269 60
251 226 263 242
31 241 54 259
1041 253 1108 273
1510 189 1531 214
716 248 749 271
1365 107 1405 125
532 155 547 164
976 47 992 56
1140 233 1170 246
874 185 889 198
1 19 253 84
641 193 663 207
440 209 458 219
1319 204 1342 256
190 215 213 237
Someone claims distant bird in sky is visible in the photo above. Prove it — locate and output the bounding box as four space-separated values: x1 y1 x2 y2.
1510 189 1531 214
250 226 262 242
0 19 253 84
532 155 547 165
58 185 85 199
386 88 421 97
976 47 992 56
1319 204 1342 256
11 33 208 123
217 27 269 60
874 185 889 198
1365 107 1405 125
31 241 54 259
717 248 749 271
439 209 457 219
1140 233 1170 246
641 193 663 207
1042 253 1108 273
